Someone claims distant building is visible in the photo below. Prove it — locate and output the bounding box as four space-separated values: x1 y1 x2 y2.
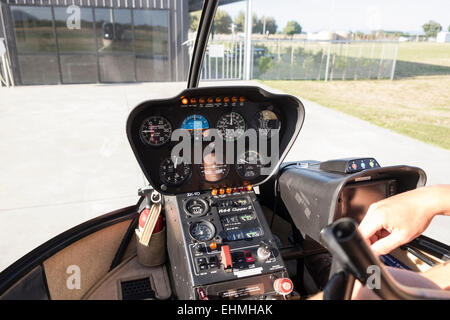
0 0 241 85
307 30 351 41
436 32 450 43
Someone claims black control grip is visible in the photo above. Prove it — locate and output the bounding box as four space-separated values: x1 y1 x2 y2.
320 218 450 300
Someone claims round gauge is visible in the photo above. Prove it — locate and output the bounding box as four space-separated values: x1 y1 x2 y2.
140 116 172 146
181 114 209 131
216 112 246 141
159 157 192 186
184 198 209 216
189 220 216 241
256 110 280 138
200 152 230 182
236 150 264 180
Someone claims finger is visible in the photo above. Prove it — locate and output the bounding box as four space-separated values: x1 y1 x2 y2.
370 231 406 255
358 214 384 240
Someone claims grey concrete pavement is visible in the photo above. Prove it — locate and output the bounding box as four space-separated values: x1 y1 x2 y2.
0 82 186 271
0 81 449 271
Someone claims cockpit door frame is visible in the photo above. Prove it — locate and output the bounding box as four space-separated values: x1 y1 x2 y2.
187 0 219 88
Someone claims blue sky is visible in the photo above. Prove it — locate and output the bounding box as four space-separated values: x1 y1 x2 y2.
221 0 450 33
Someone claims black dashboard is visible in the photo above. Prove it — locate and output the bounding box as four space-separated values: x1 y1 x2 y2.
127 86 305 195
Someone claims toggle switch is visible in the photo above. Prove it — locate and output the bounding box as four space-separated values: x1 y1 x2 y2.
257 242 272 261
220 245 233 270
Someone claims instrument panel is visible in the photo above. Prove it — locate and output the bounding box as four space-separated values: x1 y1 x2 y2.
165 190 289 299
127 86 305 195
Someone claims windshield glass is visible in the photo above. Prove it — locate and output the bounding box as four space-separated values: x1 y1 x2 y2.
197 0 450 244
0 0 449 271
0 0 200 271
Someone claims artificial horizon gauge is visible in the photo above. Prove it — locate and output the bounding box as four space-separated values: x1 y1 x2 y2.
189 220 216 241
256 110 280 138
236 150 264 180
216 111 246 141
159 156 192 186
181 114 209 131
139 116 172 146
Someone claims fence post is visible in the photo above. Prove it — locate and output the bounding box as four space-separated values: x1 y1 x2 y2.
377 42 385 80
290 42 294 80
277 40 281 61
239 41 243 79
324 40 331 82
234 41 238 78
390 41 399 80
277 40 280 80
208 51 211 79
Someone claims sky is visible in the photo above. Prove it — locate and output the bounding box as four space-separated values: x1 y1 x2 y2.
220 0 450 34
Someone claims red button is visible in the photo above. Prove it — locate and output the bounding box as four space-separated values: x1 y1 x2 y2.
274 278 293 295
244 251 254 263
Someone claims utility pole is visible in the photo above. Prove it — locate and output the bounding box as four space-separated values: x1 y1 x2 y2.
244 0 252 80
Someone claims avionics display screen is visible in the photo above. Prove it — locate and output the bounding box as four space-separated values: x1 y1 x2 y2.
338 179 396 223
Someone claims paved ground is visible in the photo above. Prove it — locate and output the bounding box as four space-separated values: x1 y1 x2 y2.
1 80 449 271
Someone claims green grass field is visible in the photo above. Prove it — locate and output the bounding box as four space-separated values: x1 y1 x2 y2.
397 42 450 67
260 43 450 150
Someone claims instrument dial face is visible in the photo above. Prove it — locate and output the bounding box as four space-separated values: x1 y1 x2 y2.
181 114 209 131
200 163 230 182
140 116 172 146
159 157 191 186
216 112 246 141
184 198 208 216
256 110 280 138
189 221 215 241
200 152 230 182
236 150 263 180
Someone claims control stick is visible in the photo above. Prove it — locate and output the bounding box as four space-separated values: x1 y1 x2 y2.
320 218 450 300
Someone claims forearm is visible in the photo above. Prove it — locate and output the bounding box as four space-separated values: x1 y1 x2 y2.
427 185 450 217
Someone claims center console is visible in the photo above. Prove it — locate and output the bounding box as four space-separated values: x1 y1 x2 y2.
165 188 289 300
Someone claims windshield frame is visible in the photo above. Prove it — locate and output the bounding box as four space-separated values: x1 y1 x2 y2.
187 0 219 88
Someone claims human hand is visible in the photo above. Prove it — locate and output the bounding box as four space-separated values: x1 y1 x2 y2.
358 186 447 255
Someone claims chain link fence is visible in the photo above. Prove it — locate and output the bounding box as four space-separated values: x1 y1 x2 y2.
193 39 399 81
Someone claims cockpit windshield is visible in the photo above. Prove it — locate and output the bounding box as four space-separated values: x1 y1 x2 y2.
0 0 449 274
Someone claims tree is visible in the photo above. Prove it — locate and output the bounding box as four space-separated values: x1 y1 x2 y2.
213 10 232 34
189 11 200 32
253 16 263 34
422 20 442 38
261 16 277 34
234 12 275 34
234 11 246 32
283 21 302 36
